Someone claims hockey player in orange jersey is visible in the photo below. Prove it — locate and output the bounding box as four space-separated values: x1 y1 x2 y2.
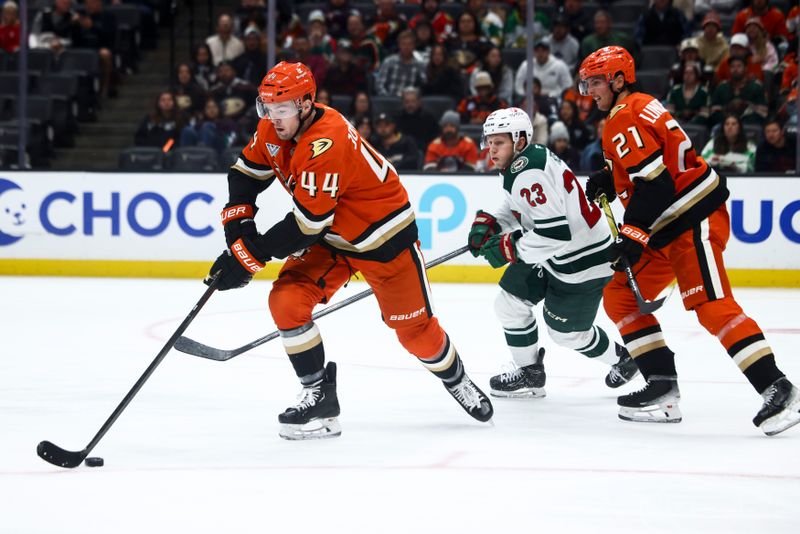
578 46 800 435
206 62 493 439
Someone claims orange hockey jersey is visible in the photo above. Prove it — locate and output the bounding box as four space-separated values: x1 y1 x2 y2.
602 92 729 248
231 104 417 261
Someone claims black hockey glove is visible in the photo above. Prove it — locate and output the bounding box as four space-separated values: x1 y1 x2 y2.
586 168 615 203
468 210 501 257
206 236 270 291
221 203 258 247
606 224 649 271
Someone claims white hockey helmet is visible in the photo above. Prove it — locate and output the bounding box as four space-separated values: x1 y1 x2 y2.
481 107 534 150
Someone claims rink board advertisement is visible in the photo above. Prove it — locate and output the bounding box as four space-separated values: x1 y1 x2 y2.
0 172 798 286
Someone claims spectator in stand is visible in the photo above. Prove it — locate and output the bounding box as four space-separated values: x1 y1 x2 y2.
579 10 636 62
191 42 217 91
31 0 79 52
173 62 207 117
711 56 768 127
519 41 572 100
470 46 513 103
732 0 789 41
324 39 368 95
544 15 580 72
289 33 328 88
667 61 710 126
579 117 607 172
73 0 117 98
413 19 435 64
755 118 797 172
466 0 504 48
346 11 383 72
457 71 508 125
206 14 244 66
548 120 580 169
347 90 372 126
209 62 257 120
134 91 186 149
701 113 756 173
560 0 593 42
233 26 268 87
179 98 237 154
715 33 764 84
557 98 592 149
695 11 729 70
376 29 426 97
396 86 440 153
669 38 707 87
635 0 688 48
533 77 559 123
375 112 420 171
409 0 454 42
234 0 269 34
0 1 20 53
447 11 492 74
370 0 407 52
316 87 332 106
506 0 550 48
307 10 335 63
352 115 377 146
422 43 464 100
744 17 779 73
324 0 352 39
424 110 479 171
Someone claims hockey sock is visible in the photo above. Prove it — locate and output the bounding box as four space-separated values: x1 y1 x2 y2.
574 326 613 362
418 335 464 384
622 325 675 380
280 322 326 385
503 320 539 367
725 333 785 393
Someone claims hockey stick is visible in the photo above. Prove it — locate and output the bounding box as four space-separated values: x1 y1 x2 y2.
37 275 220 468
598 194 667 315
173 245 471 362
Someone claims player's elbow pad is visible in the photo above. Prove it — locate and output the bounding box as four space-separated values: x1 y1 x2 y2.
624 170 675 230
254 212 324 259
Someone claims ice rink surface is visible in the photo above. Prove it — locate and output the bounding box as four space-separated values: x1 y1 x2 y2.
1 276 798 533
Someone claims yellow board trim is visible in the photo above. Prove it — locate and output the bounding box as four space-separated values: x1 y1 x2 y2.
0 260 798 287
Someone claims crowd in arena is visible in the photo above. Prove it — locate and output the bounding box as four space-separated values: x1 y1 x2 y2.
1 0 798 173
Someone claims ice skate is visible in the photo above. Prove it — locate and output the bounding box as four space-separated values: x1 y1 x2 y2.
444 373 494 422
279 361 341 440
489 348 546 398
605 343 640 388
617 375 682 423
753 377 800 436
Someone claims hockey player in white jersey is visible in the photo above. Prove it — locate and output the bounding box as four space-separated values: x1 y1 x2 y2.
469 108 638 397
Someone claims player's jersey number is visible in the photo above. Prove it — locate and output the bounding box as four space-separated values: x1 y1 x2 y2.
611 122 693 172
520 183 547 206
520 170 600 228
301 171 340 198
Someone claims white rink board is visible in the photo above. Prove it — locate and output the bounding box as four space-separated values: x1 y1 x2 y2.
0 172 798 269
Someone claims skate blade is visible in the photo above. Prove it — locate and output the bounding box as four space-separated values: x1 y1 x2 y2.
490 387 545 399
279 417 342 441
618 403 682 423
761 392 800 436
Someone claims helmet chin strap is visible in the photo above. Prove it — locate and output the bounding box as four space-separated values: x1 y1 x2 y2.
291 101 315 140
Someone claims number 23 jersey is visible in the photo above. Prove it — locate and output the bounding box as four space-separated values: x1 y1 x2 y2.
602 93 729 249
495 144 612 284
235 104 417 261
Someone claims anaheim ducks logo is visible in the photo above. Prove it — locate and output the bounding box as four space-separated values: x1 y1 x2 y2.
609 103 627 119
309 138 334 159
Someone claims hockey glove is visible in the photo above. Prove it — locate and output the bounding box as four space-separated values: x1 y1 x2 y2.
468 210 501 257
585 168 615 203
206 237 269 291
221 203 258 247
606 224 649 271
479 231 521 268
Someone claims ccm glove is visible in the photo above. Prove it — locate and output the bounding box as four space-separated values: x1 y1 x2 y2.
606 224 649 271
221 203 257 247
468 210 501 257
585 168 615 203
206 237 269 291
479 231 521 268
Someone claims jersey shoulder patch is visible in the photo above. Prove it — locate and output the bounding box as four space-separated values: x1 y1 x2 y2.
309 138 334 159
503 144 548 193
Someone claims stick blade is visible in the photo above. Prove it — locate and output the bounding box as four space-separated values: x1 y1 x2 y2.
637 295 667 314
37 440 86 468
173 336 236 361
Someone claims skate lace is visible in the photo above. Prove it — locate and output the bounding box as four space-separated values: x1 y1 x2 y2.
607 365 625 383
498 362 524 384
450 378 482 409
763 384 778 404
294 385 321 410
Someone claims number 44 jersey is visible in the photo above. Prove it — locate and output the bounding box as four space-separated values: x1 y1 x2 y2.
493 143 613 284
235 104 417 262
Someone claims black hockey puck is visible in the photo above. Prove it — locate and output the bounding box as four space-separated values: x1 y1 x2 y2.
84 457 104 467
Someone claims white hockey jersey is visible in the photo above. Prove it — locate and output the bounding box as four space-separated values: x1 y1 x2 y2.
492 144 613 284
